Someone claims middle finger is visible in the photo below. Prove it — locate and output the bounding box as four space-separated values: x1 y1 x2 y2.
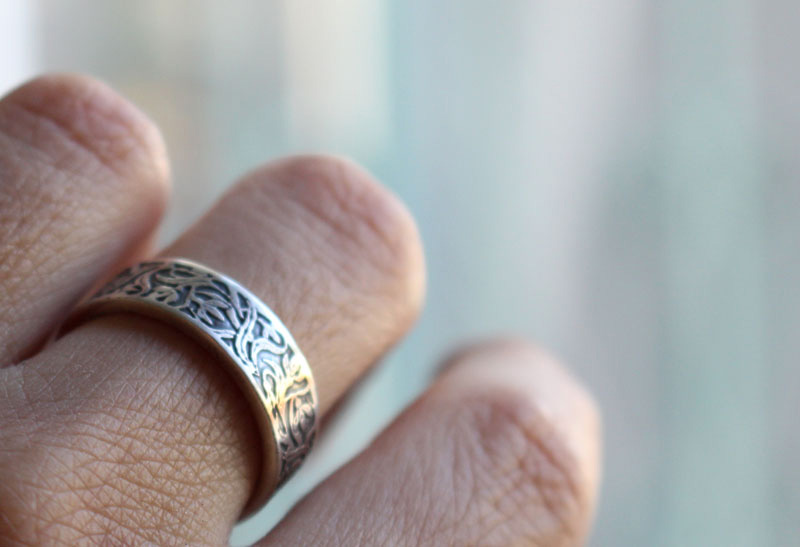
0 155 424 545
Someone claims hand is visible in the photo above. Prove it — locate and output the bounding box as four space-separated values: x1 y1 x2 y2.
0 75 600 546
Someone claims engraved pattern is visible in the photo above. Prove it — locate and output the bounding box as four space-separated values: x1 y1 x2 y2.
92 260 317 485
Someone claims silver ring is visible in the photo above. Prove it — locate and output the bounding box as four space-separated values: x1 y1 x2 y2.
65 258 318 518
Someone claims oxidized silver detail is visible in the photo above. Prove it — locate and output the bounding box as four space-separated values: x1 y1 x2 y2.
68 258 317 517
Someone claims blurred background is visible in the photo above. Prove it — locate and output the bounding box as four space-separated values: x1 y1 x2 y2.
2 1 797 545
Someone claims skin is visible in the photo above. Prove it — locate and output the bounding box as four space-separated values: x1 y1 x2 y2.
0 74 601 546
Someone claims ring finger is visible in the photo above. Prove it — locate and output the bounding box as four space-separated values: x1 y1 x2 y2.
0 152 424 545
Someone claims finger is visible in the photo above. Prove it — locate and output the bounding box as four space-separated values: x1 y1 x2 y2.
0 156 424 545
263 340 600 547
165 156 425 414
0 74 169 364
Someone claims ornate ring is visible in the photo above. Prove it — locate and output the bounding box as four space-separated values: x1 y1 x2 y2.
65 258 318 518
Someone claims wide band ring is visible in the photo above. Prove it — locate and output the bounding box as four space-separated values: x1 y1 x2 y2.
66 258 318 518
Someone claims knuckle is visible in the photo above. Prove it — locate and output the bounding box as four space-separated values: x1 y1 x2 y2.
280 155 420 266
0 74 170 362
248 154 425 316
453 388 594 544
1 73 168 183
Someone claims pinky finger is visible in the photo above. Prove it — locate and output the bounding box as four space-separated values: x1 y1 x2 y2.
261 340 601 547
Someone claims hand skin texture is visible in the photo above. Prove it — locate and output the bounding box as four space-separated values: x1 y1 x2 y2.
0 75 601 546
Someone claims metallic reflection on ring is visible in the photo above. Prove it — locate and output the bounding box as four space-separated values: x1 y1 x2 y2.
66 258 318 518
